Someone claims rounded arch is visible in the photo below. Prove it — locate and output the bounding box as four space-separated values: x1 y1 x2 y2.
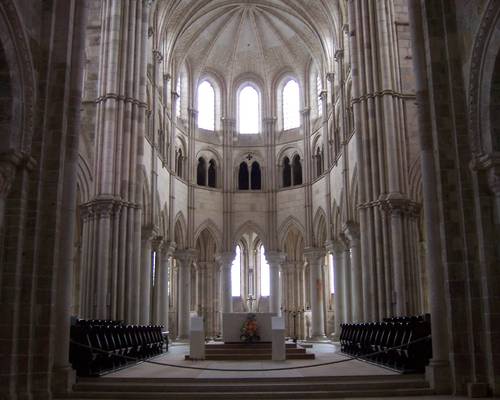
0 0 36 153
196 69 225 130
194 219 222 252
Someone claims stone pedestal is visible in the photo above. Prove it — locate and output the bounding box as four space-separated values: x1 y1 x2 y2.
271 317 286 361
189 316 205 360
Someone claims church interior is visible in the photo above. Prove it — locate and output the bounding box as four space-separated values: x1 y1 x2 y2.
0 0 499 398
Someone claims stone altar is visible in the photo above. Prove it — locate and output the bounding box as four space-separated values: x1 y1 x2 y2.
222 312 277 342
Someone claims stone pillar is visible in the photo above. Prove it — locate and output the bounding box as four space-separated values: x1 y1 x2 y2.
343 243 352 323
216 252 234 313
267 251 285 314
345 223 363 322
328 241 345 340
151 237 163 324
140 227 154 324
304 248 326 340
408 0 450 392
159 242 175 330
175 249 197 340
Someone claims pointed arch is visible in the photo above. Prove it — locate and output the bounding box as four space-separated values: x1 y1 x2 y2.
313 207 328 248
194 219 222 252
278 215 306 250
232 220 267 250
173 212 187 249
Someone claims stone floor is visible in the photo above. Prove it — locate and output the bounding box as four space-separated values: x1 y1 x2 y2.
83 342 474 399
105 341 398 379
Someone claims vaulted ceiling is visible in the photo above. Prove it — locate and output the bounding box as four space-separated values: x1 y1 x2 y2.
154 0 343 88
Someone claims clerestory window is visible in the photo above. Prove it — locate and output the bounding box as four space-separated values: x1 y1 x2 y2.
197 80 215 130
239 85 259 134
283 79 300 130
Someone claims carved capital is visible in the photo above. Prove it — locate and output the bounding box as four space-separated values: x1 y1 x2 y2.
151 235 164 250
174 248 198 266
152 49 163 63
0 151 35 198
163 73 171 83
334 49 344 62
379 193 421 218
303 247 325 265
327 72 335 83
300 107 311 116
265 250 285 267
343 221 360 243
215 251 235 268
160 240 176 257
319 90 328 101
86 196 122 218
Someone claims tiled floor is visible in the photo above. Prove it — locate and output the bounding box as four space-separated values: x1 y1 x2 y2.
105 342 399 379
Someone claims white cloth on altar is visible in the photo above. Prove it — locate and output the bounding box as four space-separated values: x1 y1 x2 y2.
222 312 277 342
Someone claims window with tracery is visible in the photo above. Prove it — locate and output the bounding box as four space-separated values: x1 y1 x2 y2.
283 79 300 130
239 85 259 134
197 80 215 130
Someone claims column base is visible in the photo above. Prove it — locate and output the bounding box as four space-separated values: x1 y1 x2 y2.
309 334 329 342
425 359 451 394
330 332 340 342
52 366 76 394
467 382 489 398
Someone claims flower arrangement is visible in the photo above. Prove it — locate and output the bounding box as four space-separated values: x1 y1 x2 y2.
240 313 260 343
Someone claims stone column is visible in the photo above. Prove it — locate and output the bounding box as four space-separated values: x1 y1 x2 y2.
328 241 345 340
343 243 352 323
216 252 234 313
151 236 163 324
175 249 197 340
140 227 154 324
408 0 450 392
267 251 285 314
345 223 363 322
159 242 175 330
304 248 326 340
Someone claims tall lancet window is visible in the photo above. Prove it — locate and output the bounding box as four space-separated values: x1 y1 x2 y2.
260 245 270 296
232 245 241 296
239 85 259 134
176 77 181 117
283 79 300 130
197 81 215 130
317 73 323 117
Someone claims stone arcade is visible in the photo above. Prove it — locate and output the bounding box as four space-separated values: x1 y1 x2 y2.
0 0 499 399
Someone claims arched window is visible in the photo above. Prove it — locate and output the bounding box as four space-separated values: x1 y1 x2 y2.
208 159 217 188
292 155 302 185
317 73 323 117
176 148 183 178
250 161 261 190
197 81 215 130
238 162 249 190
232 245 241 296
283 157 291 187
197 157 206 186
176 77 181 117
283 79 300 130
239 85 259 134
260 245 270 296
315 147 323 177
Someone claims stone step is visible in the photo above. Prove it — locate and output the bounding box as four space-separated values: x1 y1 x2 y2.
187 353 315 360
57 375 432 399
204 347 307 354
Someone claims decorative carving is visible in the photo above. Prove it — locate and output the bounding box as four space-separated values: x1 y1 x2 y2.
0 150 35 197
152 49 163 63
